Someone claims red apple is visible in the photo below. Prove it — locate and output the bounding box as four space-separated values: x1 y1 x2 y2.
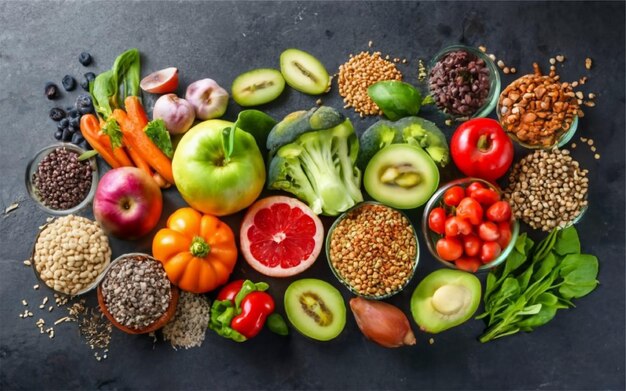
140 67 179 94
93 167 162 240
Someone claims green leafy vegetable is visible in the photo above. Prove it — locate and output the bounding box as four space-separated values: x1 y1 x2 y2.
221 110 277 163
478 226 599 343
77 150 99 161
367 81 423 121
101 119 123 149
144 119 173 158
90 48 141 120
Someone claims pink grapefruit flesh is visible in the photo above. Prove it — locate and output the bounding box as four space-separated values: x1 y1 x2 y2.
240 196 324 277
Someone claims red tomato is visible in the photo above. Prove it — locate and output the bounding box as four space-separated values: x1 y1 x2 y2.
428 207 446 235
480 241 502 263
462 234 482 257
470 188 501 206
443 186 465 207
478 221 500 241
436 237 463 261
455 257 482 273
465 182 485 197
497 222 512 249
456 197 483 225
486 201 512 223
450 118 514 181
445 216 472 237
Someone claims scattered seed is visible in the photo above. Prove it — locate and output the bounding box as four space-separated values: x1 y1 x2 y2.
429 338 435 345
510 67 517 74
594 153 600 160
584 101 596 107
445 119 453 126
4 203 19 214
591 146 597 152
549 58 556 65
585 57 593 70
488 54 496 61
571 143 577 148
368 40 373 48
315 98 322 106
588 93 596 99
22 300 28 306
503 67 510 74
556 55 565 63
23 260 31 266
571 81 579 87
33 285 39 290
478 45 487 53
497 60 505 69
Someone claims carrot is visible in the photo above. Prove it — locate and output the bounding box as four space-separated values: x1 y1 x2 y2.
125 96 149 128
79 115 122 169
126 144 152 177
111 109 175 184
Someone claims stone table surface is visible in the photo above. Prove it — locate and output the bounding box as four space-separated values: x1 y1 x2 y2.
0 1 624 390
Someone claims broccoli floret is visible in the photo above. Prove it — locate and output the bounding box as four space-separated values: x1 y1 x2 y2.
267 107 363 216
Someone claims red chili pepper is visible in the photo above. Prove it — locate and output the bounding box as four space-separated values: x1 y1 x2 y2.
231 291 275 339
451 118 514 181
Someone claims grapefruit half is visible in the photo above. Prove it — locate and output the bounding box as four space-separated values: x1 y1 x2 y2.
240 196 324 277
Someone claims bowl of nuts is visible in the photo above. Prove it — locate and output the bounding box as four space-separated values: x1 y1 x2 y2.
31 215 112 296
497 74 579 149
97 253 179 334
25 143 99 216
326 201 419 299
422 178 520 272
428 45 501 120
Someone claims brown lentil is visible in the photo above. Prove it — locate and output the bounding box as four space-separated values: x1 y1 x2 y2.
585 57 593 70
498 72 579 147
329 203 417 297
33 147 93 210
338 51 403 116
503 149 589 231
429 50 491 117
101 254 171 330
33 215 111 295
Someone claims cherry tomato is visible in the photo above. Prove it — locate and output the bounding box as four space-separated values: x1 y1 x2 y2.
480 241 502 263
478 221 500 241
465 182 485 197
450 118 514 181
486 201 512 223
436 237 463 261
428 207 446 235
455 256 481 272
443 186 465 207
497 222 512 249
456 197 483 225
470 188 501 206
444 216 472 237
462 234 482 257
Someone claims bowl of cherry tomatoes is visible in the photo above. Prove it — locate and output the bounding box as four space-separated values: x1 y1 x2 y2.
421 178 519 272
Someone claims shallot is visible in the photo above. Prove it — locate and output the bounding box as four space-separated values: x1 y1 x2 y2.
349 297 416 348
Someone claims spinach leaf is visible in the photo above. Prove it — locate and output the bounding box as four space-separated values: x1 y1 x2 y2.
531 252 557 283
554 226 581 256
532 229 557 263
517 304 557 331
558 254 599 299
517 303 542 316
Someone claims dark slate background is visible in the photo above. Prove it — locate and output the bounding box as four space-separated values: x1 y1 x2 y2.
1 1 624 390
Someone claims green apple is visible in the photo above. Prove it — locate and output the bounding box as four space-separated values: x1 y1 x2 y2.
172 119 265 216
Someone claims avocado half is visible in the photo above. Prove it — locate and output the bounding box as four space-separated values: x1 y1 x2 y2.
363 144 439 209
410 269 482 334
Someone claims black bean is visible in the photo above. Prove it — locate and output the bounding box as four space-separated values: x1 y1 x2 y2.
49 107 66 121
44 82 60 100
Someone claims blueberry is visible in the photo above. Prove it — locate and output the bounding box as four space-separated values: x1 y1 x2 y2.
62 75 76 91
78 52 92 66
44 82 59 100
62 128 72 142
68 108 79 118
59 117 70 128
78 105 93 115
54 130 63 140
57 122 66 132
68 124 78 134
71 132 85 145
66 106 73 112
75 94 92 108
69 116 80 129
80 79 90 91
49 107 66 121
84 72 96 82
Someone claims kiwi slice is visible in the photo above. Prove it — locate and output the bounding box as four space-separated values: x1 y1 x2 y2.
231 68 285 106
410 269 481 334
364 144 439 209
280 49 330 95
284 278 346 341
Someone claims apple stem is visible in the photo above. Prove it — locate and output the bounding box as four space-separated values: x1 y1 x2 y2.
190 236 211 257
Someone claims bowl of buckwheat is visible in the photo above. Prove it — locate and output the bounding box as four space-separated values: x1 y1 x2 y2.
428 45 501 120
497 74 580 149
325 201 420 299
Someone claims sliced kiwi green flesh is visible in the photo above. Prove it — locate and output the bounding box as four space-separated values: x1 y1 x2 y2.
280 48 330 95
364 143 439 209
231 68 285 106
284 278 346 341
410 269 481 334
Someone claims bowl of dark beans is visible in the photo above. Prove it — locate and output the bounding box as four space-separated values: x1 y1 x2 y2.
428 45 501 120
25 143 98 215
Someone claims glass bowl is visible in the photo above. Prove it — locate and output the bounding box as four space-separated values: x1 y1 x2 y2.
97 253 179 334
496 75 579 149
325 201 420 300
421 178 520 272
25 143 99 216
30 218 111 296
428 44 501 120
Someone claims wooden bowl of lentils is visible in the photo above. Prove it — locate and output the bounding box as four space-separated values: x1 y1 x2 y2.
326 202 419 299
428 44 501 120
97 253 179 334
25 143 98 215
